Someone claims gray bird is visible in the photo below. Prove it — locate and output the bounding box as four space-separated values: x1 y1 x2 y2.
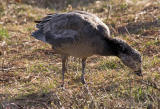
32 11 142 86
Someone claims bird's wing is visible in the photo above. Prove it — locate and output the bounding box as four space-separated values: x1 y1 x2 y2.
33 11 110 43
35 12 88 34
44 29 79 47
35 13 66 33
34 13 83 44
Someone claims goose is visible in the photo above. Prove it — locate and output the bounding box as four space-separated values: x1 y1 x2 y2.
32 11 142 86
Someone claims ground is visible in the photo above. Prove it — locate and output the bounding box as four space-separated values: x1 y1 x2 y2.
0 0 160 108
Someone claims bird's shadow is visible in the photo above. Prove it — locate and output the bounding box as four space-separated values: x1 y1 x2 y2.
1 79 158 108
0 91 63 109
0 83 118 108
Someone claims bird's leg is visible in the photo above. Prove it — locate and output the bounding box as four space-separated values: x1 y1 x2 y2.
81 58 87 84
61 55 68 87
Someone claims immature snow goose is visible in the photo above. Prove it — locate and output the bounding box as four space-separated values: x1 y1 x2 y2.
32 11 142 86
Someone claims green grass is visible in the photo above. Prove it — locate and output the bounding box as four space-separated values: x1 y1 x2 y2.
98 58 125 70
0 2 4 17
0 0 160 108
0 27 9 40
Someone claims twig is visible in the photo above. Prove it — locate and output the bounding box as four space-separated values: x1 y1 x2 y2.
124 26 138 43
0 67 25 72
125 26 131 36
7 29 26 34
137 79 160 91
1 59 4 72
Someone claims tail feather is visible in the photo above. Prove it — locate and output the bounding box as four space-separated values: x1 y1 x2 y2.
31 29 42 38
34 20 41 23
31 29 46 43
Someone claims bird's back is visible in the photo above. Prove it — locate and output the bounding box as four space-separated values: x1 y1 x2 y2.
32 11 111 58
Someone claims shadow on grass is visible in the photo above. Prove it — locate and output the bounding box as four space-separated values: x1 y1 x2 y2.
0 81 122 109
0 91 64 109
117 19 160 35
0 79 159 108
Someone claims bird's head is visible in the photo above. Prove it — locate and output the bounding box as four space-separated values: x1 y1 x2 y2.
116 39 142 76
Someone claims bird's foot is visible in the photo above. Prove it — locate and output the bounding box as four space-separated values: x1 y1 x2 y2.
61 83 64 87
59 83 66 90
81 77 86 84
59 81 65 88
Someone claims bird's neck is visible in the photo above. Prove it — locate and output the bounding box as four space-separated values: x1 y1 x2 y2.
101 37 123 57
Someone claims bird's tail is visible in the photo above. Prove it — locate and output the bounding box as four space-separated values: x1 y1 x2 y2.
31 29 46 43
34 20 41 23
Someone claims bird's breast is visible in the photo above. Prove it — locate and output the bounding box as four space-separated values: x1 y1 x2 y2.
53 41 99 58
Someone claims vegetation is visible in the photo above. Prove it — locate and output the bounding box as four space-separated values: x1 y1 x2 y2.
0 0 160 108
0 27 9 41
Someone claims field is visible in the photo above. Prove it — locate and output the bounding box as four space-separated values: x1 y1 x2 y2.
0 0 160 108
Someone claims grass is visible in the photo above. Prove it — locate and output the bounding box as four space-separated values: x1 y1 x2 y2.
0 0 160 108
0 27 9 41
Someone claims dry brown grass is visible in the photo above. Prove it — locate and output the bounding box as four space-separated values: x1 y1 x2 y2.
0 0 160 108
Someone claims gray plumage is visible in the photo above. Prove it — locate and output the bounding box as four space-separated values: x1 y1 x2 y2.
32 11 142 86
